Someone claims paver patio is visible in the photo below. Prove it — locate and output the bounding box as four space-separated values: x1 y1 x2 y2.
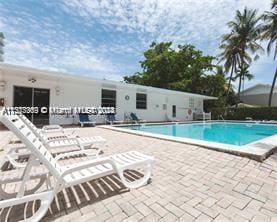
0 126 277 221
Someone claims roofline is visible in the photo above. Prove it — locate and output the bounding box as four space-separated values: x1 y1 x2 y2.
240 83 272 94
0 63 217 100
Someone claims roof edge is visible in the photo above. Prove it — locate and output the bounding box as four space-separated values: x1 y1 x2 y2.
0 63 217 100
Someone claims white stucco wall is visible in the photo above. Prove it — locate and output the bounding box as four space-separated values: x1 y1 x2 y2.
0 65 210 125
240 93 277 107
240 84 277 107
241 85 273 96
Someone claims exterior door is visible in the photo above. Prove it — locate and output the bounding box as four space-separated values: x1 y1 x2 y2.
13 86 50 126
172 105 176 117
13 86 33 121
33 88 50 126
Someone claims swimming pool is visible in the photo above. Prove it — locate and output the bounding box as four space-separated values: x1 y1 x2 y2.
124 122 277 146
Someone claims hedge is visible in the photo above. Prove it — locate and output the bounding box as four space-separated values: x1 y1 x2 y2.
208 107 277 120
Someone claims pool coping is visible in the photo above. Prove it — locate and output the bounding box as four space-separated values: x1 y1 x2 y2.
99 121 277 162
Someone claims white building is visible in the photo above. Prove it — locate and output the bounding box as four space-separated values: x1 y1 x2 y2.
0 63 216 125
240 84 277 107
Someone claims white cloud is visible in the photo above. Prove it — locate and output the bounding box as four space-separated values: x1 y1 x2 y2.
0 0 274 87
0 19 4 30
4 39 122 79
61 0 272 54
59 46 115 73
7 40 39 51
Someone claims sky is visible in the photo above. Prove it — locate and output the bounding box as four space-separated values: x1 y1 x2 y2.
0 0 276 90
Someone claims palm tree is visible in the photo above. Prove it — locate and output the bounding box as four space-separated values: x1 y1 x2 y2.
261 0 277 106
220 8 264 101
0 32 4 62
233 64 254 92
218 37 241 100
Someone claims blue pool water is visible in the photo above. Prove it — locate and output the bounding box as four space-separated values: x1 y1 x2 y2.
124 122 277 146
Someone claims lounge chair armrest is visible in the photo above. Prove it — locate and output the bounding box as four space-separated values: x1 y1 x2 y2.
54 149 99 161
4 147 28 168
42 125 63 132
47 136 79 143
60 157 117 178
42 125 79 136
5 153 27 168
63 128 80 135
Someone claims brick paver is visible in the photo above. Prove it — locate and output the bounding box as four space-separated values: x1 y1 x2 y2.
0 126 277 221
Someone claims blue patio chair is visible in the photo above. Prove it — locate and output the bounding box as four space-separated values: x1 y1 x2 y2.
130 113 146 123
78 113 96 127
106 114 124 125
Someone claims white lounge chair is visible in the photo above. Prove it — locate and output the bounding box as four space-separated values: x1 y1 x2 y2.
0 111 154 221
18 114 76 140
41 124 79 135
3 114 106 168
19 113 106 150
5 111 79 139
0 164 48 199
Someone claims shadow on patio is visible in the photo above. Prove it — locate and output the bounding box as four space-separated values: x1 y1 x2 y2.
0 169 146 221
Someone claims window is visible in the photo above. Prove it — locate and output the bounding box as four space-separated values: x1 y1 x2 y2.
163 104 167 110
13 86 50 125
136 93 147 109
189 98 194 108
172 105 176 117
101 89 116 108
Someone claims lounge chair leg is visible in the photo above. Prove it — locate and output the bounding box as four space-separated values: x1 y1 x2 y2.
0 176 47 199
21 194 54 222
77 140 102 157
0 191 54 222
17 155 37 198
82 147 101 157
45 175 52 189
117 162 153 189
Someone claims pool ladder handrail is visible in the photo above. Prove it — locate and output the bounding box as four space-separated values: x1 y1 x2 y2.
202 112 211 123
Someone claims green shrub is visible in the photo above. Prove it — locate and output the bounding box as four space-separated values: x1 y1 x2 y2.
209 107 277 120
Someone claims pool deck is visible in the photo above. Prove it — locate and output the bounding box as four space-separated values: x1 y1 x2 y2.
1 126 277 221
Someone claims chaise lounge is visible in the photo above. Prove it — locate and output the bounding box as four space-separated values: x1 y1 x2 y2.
41 124 79 138
0 110 154 221
3 113 106 169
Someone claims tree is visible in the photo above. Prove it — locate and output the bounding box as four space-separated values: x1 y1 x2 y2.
124 42 232 107
202 67 227 108
0 32 4 62
203 65 238 108
124 42 214 94
261 0 277 106
232 64 254 92
218 37 241 101
220 8 263 101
